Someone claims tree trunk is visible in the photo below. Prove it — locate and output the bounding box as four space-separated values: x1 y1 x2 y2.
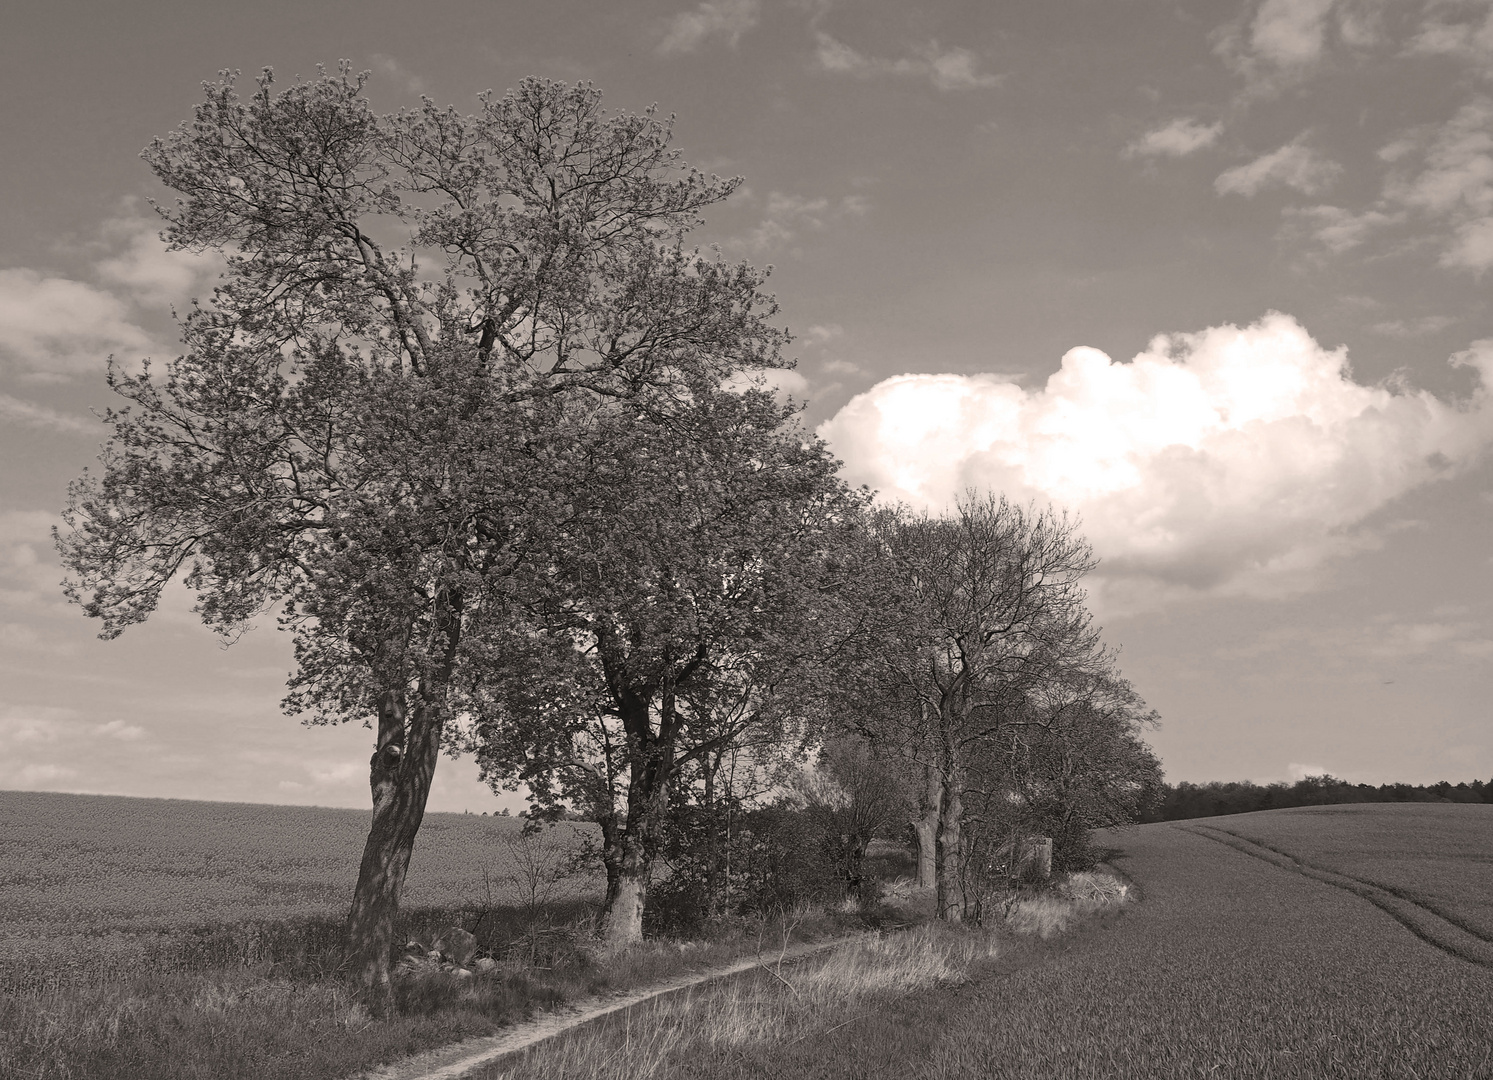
598 689 672 948
913 763 940 889
344 690 442 1016
603 826 650 949
936 752 965 922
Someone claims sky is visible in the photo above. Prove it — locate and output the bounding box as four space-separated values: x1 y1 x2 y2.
2 0 1492 813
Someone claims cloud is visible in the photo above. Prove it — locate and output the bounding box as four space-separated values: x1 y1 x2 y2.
1250 0 1336 67
818 312 1493 610
659 0 759 54
725 365 811 400
1215 136 1342 196
0 269 155 378
1126 118 1224 159
0 713 64 745
1370 315 1456 337
1214 0 1380 96
739 191 868 254
96 720 147 741
0 393 95 434
916 43 1003 92
91 216 219 308
18 763 78 786
1286 762 1332 781
1285 204 1401 253
1375 98 1493 270
1407 4 1493 63
368 53 428 95
813 33 1001 91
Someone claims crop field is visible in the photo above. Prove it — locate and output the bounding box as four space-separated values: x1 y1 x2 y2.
0 790 599 987
1189 802 1493 945
487 806 1493 1079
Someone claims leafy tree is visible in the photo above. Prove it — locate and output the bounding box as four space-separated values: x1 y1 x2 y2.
56 66 786 1008
470 389 870 945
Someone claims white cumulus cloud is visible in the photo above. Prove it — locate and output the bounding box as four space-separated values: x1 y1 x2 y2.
819 312 1493 611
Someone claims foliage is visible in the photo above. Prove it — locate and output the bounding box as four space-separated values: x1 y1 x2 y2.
1150 774 1493 821
55 64 796 995
471 390 873 943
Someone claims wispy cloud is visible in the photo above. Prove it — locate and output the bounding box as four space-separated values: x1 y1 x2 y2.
1213 0 1383 98
1215 136 1342 196
659 0 760 54
1285 204 1402 253
0 269 154 379
1126 118 1224 159
1370 315 1456 337
813 33 1001 92
368 53 428 95
97 719 147 741
0 393 95 435
739 191 870 254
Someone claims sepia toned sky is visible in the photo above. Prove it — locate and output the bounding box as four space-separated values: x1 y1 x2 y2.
2 0 1491 812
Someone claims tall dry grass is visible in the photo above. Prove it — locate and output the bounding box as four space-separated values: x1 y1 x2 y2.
484 923 1001 1080
479 870 1132 1080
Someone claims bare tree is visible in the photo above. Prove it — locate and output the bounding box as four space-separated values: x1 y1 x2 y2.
866 494 1103 921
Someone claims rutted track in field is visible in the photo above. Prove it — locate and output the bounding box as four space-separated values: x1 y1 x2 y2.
1180 822 1493 969
355 931 883 1080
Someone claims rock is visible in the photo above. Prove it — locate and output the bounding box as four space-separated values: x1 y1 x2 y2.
433 926 477 967
453 967 473 979
473 957 498 974
402 940 426 956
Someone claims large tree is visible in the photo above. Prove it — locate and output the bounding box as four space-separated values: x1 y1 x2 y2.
56 67 787 1008
471 387 870 945
866 494 1104 921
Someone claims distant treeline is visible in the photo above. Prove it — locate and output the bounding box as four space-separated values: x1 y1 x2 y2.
1143 775 1493 822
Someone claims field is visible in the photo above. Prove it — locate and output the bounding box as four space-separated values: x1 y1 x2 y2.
0 790 887 1080
5 795 1492 1079
0 790 568 930
1190 802 1493 946
482 806 1493 1079
0 790 601 989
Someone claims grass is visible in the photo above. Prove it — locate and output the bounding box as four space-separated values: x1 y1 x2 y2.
0 790 913 1080
0 897 889 1080
475 808 1493 1079
468 873 1132 1080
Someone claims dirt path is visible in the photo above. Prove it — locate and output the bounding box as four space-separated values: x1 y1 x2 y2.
354 930 882 1080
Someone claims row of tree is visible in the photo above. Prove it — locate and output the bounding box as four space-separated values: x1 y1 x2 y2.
1148 775 1493 821
56 69 1160 1012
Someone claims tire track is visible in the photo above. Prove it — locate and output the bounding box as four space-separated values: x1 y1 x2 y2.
1203 826 1493 945
1178 822 1493 969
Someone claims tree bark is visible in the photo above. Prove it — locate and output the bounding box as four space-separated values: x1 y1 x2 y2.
935 745 965 923
913 763 941 889
344 690 442 1016
603 826 650 949
598 686 673 948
